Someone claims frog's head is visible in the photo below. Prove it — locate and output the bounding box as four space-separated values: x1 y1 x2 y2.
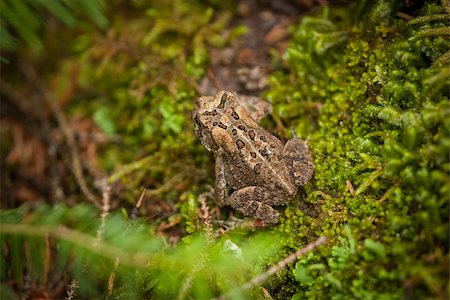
193 90 235 152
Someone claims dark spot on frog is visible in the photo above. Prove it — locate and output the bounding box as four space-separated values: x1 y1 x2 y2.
218 94 227 109
248 130 255 140
260 136 267 142
213 122 218 126
254 163 262 174
205 110 218 116
236 139 245 150
232 128 237 135
231 109 239 120
238 125 246 132
270 144 276 148
218 122 227 129
250 152 257 158
259 148 269 156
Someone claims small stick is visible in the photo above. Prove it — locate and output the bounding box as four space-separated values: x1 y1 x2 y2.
216 236 327 299
240 236 327 291
346 180 355 197
21 64 101 208
108 258 121 295
136 188 146 209
215 236 327 300
95 185 111 244
128 188 146 221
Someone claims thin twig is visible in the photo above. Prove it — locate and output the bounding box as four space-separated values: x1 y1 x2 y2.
95 185 111 244
396 12 413 20
261 287 273 299
217 236 327 299
240 236 327 290
136 188 146 209
21 64 101 208
128 188 146 221
108 258 121 295
107 155 156 183
346 180 355 197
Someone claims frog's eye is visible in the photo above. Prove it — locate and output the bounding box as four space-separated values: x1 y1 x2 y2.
193 115 200 125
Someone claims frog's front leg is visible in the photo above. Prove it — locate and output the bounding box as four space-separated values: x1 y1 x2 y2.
214 155 227 207
225 186 284 225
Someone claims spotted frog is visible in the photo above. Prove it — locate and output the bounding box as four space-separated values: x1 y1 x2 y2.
193 90 314 225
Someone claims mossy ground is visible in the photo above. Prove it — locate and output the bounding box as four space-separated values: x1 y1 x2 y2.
266 1 449 298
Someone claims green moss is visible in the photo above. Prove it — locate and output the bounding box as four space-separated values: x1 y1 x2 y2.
2 0 448 298
71 0 234 203
268 0 449 298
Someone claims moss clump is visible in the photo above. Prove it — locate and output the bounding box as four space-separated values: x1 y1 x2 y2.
72 0 237 203
267 0 449 298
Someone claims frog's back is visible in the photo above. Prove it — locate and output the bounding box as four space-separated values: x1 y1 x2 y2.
222 125 296 196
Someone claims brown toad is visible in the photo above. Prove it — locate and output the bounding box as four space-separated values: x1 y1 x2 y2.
193 90 314 225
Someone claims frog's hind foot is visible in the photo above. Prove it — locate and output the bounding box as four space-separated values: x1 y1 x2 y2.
226 186 280 226
283 138 314 186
